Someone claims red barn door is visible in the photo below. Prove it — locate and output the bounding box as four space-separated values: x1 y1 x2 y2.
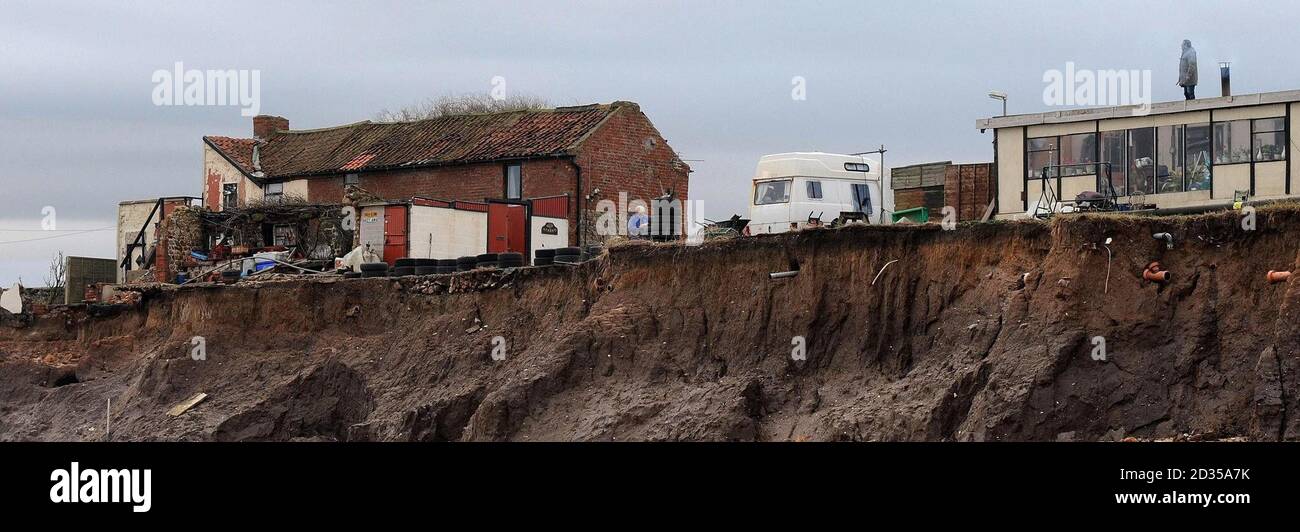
487 202 527 255
383 205 408 265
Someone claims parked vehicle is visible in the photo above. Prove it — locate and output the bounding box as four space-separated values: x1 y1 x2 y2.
747 152 883 234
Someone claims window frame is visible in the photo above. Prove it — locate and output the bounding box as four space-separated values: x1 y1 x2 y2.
753 179 792 205
221 183 238 210
1058 132 1098 177
264 182 284 204
805 180 823 200
1155 124 1185 194
1183 122 1213 192
1213 119 1252 165
1099 130 1128 196
1127 127 1157 195
851 183 872 214
1026 136 1059 179
503 162 523 200
1252 117 1287 162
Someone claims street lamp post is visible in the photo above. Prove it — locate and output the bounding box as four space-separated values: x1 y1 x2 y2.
988 91 1008 116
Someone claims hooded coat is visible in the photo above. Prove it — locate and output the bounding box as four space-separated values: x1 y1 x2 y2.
1179 40 1198 87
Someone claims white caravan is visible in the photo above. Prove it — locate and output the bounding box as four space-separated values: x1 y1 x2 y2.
748 152 884 234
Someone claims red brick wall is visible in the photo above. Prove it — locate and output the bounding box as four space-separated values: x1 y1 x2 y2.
204 170 221 211
306 158 576 204
574 104 691 241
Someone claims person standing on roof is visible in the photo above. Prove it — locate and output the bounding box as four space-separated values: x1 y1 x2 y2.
628 205 649 238
1178 39 1198 100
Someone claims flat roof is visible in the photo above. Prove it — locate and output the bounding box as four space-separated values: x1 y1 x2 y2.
977 89 1300 130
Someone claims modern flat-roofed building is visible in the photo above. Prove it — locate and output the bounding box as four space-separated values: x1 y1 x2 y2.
977 90 1298 219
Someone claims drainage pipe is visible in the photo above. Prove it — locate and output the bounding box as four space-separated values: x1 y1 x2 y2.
1152 232 1174 250
1143 261 1171 284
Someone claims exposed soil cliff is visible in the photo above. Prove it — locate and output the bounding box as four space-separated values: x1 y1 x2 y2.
2 208 1298 441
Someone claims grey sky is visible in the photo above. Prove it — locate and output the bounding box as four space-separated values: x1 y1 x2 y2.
2 0 1294 285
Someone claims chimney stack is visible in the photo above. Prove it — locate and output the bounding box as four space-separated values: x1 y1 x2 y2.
1220 62 1231 97
253 115 289 139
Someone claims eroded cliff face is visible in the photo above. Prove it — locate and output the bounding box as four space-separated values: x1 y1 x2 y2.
2 210 1297 441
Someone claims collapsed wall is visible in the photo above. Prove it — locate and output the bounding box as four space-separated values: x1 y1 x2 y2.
2 208 1299 441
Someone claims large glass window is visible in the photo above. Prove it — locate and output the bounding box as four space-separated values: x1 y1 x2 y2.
1127 127 1156 195
1184 123 1212 191
1100 130 1127 196
1214 120 1251 164
1156 125 1184 193
1253 117 1286 162
1059 133 1097 176
754 179 791 205
1027 137 1058 179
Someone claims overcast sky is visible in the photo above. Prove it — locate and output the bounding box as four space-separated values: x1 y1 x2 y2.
2 0 1294 285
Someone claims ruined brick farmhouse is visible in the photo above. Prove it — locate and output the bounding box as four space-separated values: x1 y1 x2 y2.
201 101 691 249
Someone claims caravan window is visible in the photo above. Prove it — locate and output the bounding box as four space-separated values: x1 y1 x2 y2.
852 183 872 214
754 180 791 205
805 180 823 199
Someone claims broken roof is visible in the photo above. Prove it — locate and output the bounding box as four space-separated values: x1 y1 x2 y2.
205 102 633 180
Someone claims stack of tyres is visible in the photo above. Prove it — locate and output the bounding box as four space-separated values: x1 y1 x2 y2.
343 271 363 279
394 257 440 276
534 248 555 266
392 258 414 276
476 253 499 269
456 256 478 271
414 258 436 276
436 259 458 274
360 262 389 278
552 247 582 265
498 252 525 268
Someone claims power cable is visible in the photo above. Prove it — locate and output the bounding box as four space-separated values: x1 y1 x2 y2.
0 227 114 245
